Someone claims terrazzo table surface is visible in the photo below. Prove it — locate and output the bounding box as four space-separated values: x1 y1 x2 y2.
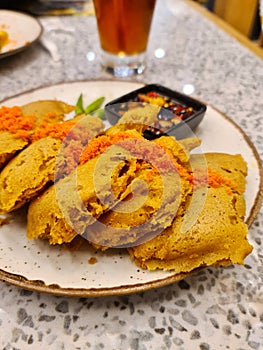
0 0 263 349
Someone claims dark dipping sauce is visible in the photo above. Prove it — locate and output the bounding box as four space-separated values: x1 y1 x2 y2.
105 84 207 140
114 91 195 136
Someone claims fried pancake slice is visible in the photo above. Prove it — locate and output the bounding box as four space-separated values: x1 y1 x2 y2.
27 131 201 246
86 136 201 249
87 160 182 249
20 100 75 122
115 104 160 134
0 100 75 170
0 115 104 214
27 159 141 244
128 153 253 272
27 130 144 244
0 137 61 214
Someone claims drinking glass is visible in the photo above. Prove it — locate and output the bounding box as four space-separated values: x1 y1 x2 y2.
93 0 156 77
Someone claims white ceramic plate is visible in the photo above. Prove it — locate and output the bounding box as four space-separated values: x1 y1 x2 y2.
0 10 43 59
0 80 262 297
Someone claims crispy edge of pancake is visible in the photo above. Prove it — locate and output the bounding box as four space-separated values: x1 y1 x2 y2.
0 132 28 171
20 100 75 125
0 137 62 213
128 153 252 272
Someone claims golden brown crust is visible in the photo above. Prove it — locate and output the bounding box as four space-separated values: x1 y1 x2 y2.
128 153 252 272
0 137 62 213
20 100 75 125
27 132 201 246
27 136 143 244
86 166 182 248
0 100 75 170
86 136 201 249
0 132 28 171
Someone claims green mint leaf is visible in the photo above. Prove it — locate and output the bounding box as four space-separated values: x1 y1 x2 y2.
84 96 105 114
75 93 84 115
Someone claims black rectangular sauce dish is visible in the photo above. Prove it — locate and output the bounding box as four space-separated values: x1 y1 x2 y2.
105 84 207 140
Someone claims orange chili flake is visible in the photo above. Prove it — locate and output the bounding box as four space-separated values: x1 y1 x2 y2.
79 132 136 165
47 112 57 118
0 106 36 140
189 167 239 194
136 162 141 171
173 160 189 178
147 170 154 182
31 120 77 142
226 188 233 195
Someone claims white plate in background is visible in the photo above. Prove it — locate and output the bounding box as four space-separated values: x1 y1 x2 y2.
0 10 42 59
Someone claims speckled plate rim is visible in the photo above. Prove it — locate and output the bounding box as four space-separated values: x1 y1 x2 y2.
210 105 263 228
0 9 43 59
0 267 195 297
0 79 262 298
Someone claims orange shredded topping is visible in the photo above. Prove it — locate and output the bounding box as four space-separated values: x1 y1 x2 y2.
188 167 238 193
80 132 135 165
0 106 36 141
112 137 180 175
0 106 239 194
80 133 238 193
147 170 154 182
31 120 77 142
0 106 79 143
0 106 86 144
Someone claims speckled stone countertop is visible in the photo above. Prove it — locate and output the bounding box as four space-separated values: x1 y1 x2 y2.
0 0 263 349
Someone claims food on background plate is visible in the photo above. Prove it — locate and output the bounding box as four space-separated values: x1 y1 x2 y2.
0 97 253 276
0 30 8 51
